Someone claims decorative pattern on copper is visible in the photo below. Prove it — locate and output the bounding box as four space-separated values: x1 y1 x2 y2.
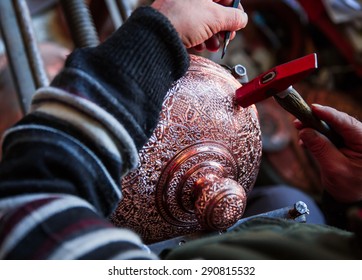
155 141 238 228
110 55 262 243
194 174 246 231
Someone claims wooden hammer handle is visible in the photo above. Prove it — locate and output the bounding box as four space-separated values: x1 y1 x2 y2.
273 87 344 148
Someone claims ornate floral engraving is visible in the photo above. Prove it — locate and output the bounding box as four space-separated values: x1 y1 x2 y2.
110 55 262 243
194 175 246 230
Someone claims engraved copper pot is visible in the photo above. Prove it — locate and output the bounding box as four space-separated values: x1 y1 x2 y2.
110 55 262 243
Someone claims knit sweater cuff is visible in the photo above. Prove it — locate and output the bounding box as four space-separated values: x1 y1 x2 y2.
94 6 190 105
51 6 189 149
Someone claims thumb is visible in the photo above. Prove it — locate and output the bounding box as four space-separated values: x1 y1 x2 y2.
213 5 248 32
299 128 342 169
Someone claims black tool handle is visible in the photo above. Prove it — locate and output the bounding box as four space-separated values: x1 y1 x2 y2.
273 88 344 148
221 0 241 58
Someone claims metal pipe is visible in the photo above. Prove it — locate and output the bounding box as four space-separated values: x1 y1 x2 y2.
13 0 49 89
115 0 132 22
60 0 100 48
105 0 134 29
0 1 35 114
105 0 124 29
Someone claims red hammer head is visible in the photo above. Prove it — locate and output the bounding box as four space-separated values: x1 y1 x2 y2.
235 53 318 107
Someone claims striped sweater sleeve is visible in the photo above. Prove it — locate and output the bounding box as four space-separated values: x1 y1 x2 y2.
0 6 189 259
0 194 156 259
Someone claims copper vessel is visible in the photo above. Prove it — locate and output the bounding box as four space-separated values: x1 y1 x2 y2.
110 55 262 243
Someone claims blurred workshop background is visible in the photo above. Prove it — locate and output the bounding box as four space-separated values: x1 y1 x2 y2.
1 0 361 202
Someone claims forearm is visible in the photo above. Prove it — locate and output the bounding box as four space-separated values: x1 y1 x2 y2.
0 6 188 214
0 6 189 259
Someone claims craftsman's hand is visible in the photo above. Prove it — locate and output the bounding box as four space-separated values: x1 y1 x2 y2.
294 104 362 203
151 0 247 51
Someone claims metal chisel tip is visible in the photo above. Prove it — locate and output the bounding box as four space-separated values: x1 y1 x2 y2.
221 40 229 59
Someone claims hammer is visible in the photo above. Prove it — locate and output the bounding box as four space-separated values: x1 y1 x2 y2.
235 53 344 147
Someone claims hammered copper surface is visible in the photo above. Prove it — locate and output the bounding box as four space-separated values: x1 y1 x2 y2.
194 174 247 231
110 55 262 243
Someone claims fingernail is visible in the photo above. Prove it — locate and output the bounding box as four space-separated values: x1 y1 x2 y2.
293 119 301 125
298 139 305 148
293 119 302 129
311 103 324 108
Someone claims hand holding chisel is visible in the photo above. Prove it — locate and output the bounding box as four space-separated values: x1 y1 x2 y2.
221 0 241 59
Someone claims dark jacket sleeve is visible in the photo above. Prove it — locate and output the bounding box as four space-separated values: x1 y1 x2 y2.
0 6 189 259
322 191 362 231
